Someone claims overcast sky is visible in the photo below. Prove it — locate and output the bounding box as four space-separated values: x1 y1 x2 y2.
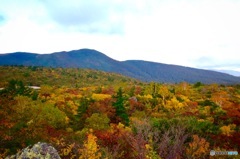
0 0 240 71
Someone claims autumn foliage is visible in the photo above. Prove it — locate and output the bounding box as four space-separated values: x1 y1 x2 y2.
0 66 240 158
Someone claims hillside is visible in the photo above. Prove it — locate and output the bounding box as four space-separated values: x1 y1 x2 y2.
123 60 240 83
0 49 239 84
0 67 240 158
0 66 141 88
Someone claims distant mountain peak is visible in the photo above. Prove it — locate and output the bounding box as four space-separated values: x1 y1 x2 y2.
0 49 240 84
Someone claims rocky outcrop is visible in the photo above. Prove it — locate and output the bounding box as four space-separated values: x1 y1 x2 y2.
6 142 60 159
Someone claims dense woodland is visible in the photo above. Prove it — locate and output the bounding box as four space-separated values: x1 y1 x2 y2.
0 66 240 158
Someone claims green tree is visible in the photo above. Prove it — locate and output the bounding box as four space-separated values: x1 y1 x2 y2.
85 113 110 130
0 80 32 98
77 97 92 118
113 87 129 126
74 97 93 130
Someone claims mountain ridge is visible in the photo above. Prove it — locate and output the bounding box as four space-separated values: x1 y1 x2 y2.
0 48 239 84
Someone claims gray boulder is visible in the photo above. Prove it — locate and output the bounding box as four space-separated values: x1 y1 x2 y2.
6 142 61 159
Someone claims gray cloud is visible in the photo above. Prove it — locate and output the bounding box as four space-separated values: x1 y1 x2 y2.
194 56 240 71
40 0 126 34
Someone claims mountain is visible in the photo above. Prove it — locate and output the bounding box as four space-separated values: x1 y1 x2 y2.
0 49 239 84
0 49 132 74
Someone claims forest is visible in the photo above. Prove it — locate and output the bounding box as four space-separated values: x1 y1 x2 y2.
0 66 239 158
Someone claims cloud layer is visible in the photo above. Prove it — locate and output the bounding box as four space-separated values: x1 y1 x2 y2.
41 0 124 34
0 0 240 71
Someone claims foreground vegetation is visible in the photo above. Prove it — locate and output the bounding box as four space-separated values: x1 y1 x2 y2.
0 66 239 158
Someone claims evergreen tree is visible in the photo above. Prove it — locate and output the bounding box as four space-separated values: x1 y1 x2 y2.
112 87 129 126
0 79 32 98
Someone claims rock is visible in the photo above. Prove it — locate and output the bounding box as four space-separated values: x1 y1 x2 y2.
6 142 61 159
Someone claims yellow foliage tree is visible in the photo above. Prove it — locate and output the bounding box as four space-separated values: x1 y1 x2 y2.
39 85 54 100
79 130 101 159
220 124 236 136
138 94 153 99
165 97 184 111
186 135 209 158
52 138 76 159
158 85 172 106
91 93 111 101
199 106 211 117
67 100 78 115
145 136 161 159
211 90 229 106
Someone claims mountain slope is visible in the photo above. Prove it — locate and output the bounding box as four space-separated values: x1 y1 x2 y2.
0 49 239 84
0 49 134 77
0 66 140 88
123 60 240 84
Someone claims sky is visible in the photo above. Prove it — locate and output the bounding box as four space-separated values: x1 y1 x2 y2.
0 0 240 72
